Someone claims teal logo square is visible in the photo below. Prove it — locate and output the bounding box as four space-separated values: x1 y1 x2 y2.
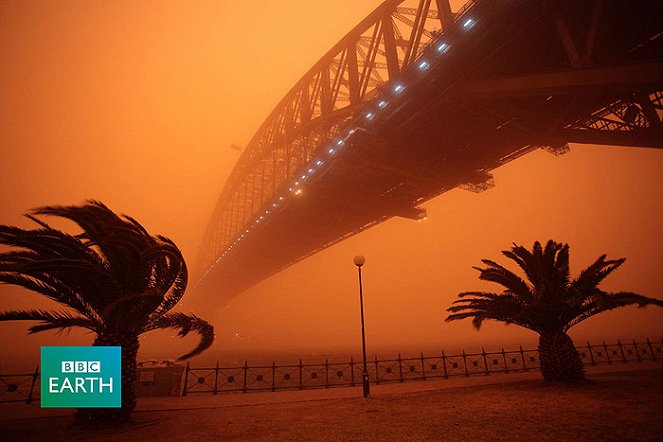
41 346 121 408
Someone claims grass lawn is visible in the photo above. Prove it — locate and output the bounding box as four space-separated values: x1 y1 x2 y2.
1 368 662 441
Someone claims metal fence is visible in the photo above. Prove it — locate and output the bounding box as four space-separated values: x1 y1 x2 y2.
182 338 663 395
2 338 661 403
0 367 39 404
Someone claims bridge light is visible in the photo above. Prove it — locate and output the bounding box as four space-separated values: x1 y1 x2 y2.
328 148 335 155
265 210 270 214
272 203 277 208
308 168 314 174
337 139 345 146
418 60 430 71
394 84 405 94
365 112 375 120
294 181 300 186
294 188 303 195
463 18 475 29
348 128 356 135
436 43 449 53
378 100 388 109
279 196 285 201
301 175 307 180
315 160 323 166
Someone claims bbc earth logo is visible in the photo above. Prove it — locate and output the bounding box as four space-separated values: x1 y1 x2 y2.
40 346 121 408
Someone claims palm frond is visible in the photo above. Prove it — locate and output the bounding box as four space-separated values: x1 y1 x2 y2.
565 291 663 330
103 289 164 333
0 309 100 334
572 255 625 294
3 201 211 359
554 243 570 285
32 201 155 291
448 239 662 336
152 258 187 317
0 273 102 322
474 260 532 301
502 244 539 287
144 312 214 360
445 294 529 330
457 291 499 299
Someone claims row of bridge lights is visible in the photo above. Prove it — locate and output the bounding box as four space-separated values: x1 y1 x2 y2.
207 17 477 268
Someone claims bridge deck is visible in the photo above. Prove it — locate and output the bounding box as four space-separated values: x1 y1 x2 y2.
195 0 663 300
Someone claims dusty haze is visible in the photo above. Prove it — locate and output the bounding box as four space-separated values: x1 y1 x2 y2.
1 0 662 369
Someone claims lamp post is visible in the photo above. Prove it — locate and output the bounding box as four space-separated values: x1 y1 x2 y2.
353 255 370 398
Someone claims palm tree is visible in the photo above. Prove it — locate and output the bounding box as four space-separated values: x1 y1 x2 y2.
0 201 214 423
446 240 662 381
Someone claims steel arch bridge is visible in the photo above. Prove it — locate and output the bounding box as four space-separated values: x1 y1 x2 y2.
195 0 663 300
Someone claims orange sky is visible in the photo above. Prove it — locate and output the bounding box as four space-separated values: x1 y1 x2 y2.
1 0 662 367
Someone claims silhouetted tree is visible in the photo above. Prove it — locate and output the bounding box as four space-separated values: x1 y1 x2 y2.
446 240 662 381
0 201 214 423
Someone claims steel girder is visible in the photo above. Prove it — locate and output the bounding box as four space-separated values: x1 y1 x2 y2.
197 0 461 276
195 0 663 299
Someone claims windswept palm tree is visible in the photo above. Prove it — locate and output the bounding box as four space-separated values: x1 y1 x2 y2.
0 201 214 423
446 240 662 381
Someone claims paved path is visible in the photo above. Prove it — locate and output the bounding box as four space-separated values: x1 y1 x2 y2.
2 360 660 421
1 364 662 442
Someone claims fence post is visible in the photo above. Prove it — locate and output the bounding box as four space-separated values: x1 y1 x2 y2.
374 355 380 385
272 361 276 392
213 361 219 394
618 339 627 363
482 348 489 375
325 359 330 388
632 339 642 362
26 366 39 404
182 362 190 396
398 353 404 382
647 338 656 361
242 360 248 393
519 346 527 372
298 359 304 390
603 341 612 365
441 351 448 379
587 342 596 366
501 347 509 373
462 350 469 377
420 353 426 381
350 357 355 387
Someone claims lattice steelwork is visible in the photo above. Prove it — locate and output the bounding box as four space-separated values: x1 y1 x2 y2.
198 0 461 284
196 0 663 299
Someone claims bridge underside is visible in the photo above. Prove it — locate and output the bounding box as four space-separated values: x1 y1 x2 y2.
196 0 663 301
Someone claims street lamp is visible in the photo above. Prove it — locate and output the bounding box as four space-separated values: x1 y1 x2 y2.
353 255 370 398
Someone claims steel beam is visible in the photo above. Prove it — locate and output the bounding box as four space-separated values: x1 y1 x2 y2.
548 128 663 149
463 62 663 98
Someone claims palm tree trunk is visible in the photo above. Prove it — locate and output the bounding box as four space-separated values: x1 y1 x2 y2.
74 333 139 425
538 332 585 381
